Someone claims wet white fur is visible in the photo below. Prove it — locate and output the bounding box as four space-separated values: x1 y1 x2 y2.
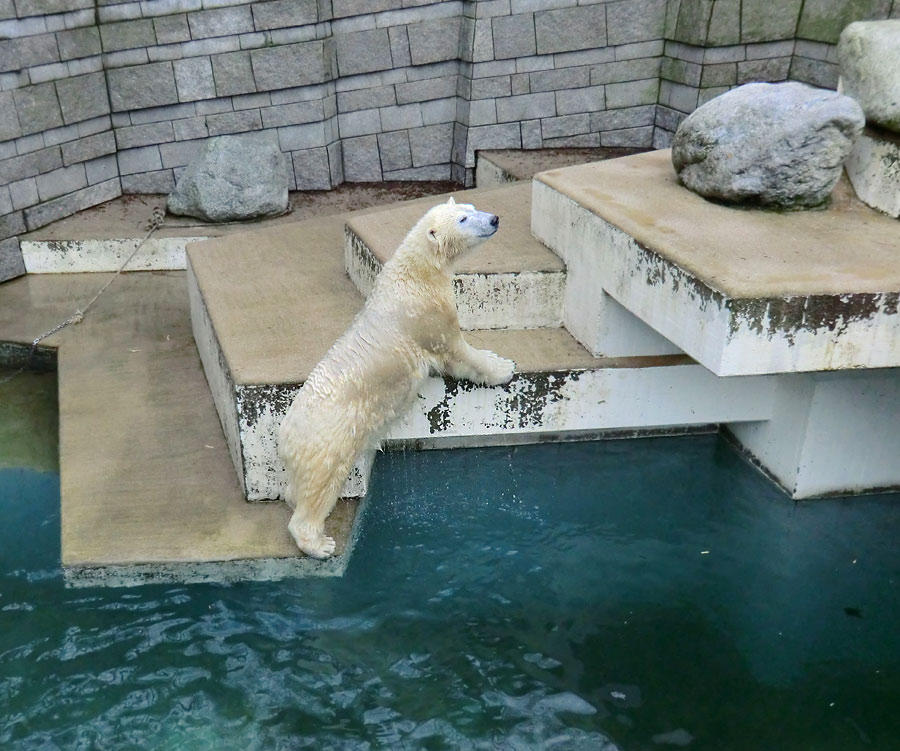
278 197 516 558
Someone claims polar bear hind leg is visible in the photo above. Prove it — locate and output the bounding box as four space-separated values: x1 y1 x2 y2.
282 419 366 559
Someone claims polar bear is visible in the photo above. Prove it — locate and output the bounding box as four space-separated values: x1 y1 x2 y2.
278 197 516 559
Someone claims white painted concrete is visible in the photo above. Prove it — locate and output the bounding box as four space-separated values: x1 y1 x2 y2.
844 130 900 218
532 179 900 375
187 260 374 503
532 180 683 357
21 236 199 273
729 370 900 498
224 361 776 500
345 228 566 330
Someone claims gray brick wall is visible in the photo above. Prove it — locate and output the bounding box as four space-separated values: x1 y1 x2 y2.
2 0 898 269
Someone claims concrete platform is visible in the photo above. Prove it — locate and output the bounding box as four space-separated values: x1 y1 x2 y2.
189 207 778 502
533 149 900 376
345 182 566 329
19 181 460 274
475 147 646 187
0 272 364 585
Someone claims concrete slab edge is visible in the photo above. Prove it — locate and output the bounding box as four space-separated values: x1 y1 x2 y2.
532 179 900 375
475 154 521 189
21 237 203 273
345 225 566 331
63 492 373 587
186 255 247 495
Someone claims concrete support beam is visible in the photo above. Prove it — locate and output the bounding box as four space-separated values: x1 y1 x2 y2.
729 370 900 499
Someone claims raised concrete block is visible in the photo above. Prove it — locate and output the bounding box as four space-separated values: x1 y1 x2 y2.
345 183 565 331
187 208 776 501
838 20 900 133
23 177 120 231
108 62 179 112
844 128 900 218
532 150 900 375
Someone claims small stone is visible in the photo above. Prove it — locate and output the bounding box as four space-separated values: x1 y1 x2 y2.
167 134 289 222
838 20 900 133
672 81 864 208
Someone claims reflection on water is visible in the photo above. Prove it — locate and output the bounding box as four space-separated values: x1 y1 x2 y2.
1 371 899 750
0 367 57 473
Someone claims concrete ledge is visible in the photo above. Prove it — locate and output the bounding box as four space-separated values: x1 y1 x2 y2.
533 150 900 376
0 271 364 584
345 182 566 330
21 237 202 273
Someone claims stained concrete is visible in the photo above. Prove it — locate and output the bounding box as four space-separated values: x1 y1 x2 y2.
478 147 646 184
0 272 361 583
347 182 564 275
536 149 900 299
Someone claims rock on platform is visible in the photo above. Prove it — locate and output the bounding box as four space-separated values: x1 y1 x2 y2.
672 82 864 208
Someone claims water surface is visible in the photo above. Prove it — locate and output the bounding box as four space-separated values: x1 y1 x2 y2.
1 371 898 750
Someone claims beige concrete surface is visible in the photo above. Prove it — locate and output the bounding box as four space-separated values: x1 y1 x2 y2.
23 181 460 242
537 149 900 299
480 147 646 182
347 182 565 274
0 272 358 574
189 207 664 388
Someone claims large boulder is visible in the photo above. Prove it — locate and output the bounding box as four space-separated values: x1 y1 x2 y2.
838 20 900 133
168 133 289 222
672 82 865 209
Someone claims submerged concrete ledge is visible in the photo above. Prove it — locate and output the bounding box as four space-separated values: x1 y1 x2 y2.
533 150 900 376
0 272 362 585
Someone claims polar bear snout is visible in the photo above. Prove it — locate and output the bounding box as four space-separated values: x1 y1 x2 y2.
458 208 500 239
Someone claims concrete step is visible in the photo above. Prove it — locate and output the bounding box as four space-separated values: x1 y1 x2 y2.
533 149 900 375
0 271 363 586
474 146 646 188
187 212 777 506
344 182 566 330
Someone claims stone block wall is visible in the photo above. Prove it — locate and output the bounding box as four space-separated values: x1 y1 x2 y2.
2 0 898 277
654 0 900 145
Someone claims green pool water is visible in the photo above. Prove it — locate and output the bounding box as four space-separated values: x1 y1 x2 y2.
1 370 899 750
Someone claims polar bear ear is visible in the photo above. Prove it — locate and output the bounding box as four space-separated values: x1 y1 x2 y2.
447 196 456 205
427 227 439 244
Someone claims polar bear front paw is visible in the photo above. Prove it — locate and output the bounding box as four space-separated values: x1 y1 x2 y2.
479 350 516 386
288 518 336 559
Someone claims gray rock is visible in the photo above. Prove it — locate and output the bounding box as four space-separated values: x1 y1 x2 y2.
672 81 864 208
167 134 289 222
838 20 900 133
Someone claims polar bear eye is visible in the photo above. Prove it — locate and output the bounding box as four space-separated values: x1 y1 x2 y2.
458 216 467 223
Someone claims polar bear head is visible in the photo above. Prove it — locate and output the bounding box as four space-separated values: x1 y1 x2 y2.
419 196 500 264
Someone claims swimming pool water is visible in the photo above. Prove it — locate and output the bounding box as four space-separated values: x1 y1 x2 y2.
1 371 899 750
